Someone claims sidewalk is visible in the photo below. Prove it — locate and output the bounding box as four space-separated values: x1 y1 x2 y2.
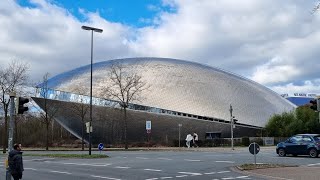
235 166 320 180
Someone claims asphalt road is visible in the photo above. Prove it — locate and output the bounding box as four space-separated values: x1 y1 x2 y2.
1 147 320 180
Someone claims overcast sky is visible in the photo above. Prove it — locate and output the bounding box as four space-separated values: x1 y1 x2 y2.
1 0 320 95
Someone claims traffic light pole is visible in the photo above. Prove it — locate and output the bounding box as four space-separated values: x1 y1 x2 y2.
6 92 15 180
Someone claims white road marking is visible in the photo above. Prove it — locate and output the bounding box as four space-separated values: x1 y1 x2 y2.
160 177 173 179
50 170 72 175
307 163 320 166
175 175 188 178
114 166 131 169
204 172 216 175
91 175 121 180
145 178 158 180
144 169 162 172
63 162 111 166
178 172 202 176
217 171 231 174
236 176 251 179
25 158 55 161
184 159 201 162
215 161 235 163
136 157 150 159
222 177 235 180
204 154 232 157
157 158 172 160
25 168 37 171
0 165 3 167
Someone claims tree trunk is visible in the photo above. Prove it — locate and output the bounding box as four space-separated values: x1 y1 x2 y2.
2 109 8 153
111 119 114 144
81 117 84 151
51 120 54 143
46 120 49 151
124 108 128 149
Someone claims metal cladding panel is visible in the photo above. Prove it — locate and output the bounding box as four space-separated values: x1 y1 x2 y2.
46 57 296 127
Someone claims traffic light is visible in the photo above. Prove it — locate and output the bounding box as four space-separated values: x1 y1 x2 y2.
310 99 318 111
16 97 29 114
232 116 238 128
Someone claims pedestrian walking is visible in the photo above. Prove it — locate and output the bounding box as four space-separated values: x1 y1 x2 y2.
193 132 199 147
8 143 24 180
185 134 193 148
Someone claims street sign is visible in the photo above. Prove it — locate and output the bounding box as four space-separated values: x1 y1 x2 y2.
146 121 151 130
98 143 104 151
249 142 260 165
249 142 260 155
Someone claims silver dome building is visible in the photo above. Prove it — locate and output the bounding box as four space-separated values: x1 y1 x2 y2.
32 57 296 146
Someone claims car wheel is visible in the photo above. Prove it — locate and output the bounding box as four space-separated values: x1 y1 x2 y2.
309 148 318 158
278 148 286 157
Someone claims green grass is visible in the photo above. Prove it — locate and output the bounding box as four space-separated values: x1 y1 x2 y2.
238 163 296 170
24 154 108 158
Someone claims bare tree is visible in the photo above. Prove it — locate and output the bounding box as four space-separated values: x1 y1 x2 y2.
36 73 60 150
0 60 29 153
69 84 89 150
100 63 148 149
312 2 320 14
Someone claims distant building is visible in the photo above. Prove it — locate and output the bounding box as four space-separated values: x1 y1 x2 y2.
280 93 318 106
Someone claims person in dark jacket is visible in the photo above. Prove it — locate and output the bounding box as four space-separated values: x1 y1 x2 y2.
8 143 24 180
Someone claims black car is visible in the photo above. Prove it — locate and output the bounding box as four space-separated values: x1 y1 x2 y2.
276 134 320 158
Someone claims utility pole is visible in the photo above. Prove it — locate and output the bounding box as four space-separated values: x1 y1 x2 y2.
229 104 234 150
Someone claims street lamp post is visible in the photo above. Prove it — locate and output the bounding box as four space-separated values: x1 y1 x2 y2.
81 25 103 155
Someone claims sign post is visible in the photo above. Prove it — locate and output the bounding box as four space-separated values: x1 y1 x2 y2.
249 142 260 166
229 104 234 150
98 143 104 154
178 124 182 147
146 121 151 149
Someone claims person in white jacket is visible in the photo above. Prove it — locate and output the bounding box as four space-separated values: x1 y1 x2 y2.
185 134 193 148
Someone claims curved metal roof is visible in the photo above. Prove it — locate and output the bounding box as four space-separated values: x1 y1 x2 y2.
47 57 296 127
